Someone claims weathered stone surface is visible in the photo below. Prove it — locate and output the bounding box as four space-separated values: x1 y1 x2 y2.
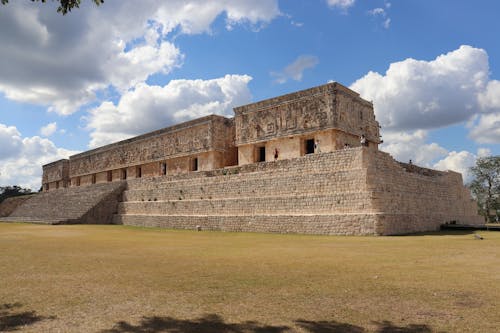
0 182 126 225
0 195 36 217
21 82 484 235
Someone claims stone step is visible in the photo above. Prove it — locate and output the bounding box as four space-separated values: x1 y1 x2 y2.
6 181 126 224
112 213 379 235
118 192 374 215
123 170 367 201
127 149 365 191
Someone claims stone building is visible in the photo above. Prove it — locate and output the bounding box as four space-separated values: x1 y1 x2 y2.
1 82 483 235
42 83 381 190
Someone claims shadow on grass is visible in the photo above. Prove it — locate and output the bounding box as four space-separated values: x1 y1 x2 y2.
0 303 56 332
100 314 288 332
402 230 474 236
101 314 436 333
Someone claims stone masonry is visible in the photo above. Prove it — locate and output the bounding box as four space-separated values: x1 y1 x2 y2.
0 82 484 235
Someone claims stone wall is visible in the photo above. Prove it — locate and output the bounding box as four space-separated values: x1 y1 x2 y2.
234 83 380 146
42 159 70 191
112 147 482 235
234 83 380 165
68 115 233 177
365 150 483 234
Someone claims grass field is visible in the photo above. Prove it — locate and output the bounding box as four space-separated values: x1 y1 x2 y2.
0 223 499 332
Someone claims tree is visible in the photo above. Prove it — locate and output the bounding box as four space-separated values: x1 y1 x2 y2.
469 156 500 223
1 0 103 15
0 186 33 204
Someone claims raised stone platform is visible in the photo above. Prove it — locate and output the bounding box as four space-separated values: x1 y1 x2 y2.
1 148 483 235
111 148 482 235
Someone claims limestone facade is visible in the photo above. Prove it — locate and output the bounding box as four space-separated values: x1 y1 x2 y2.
234 83 380 165
42 83 380 191
31 82 483 235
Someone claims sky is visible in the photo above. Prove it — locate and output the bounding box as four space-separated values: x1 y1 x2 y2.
0 0 499 190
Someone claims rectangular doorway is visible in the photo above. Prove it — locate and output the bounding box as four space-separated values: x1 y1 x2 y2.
257 146 266 162
305 139 315 154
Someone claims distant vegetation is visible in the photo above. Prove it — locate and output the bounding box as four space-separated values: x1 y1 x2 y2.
469 155 500 223
0 186 33 204
0 0 103 14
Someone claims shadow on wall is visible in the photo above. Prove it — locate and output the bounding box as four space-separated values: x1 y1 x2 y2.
0 303 56 332
100 314 435 333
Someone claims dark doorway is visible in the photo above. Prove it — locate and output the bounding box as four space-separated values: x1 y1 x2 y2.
257 146 266 162
136 167 142 178
121 169 127 180
161 162 167 175
107 170 112 182
191 158 198 171
305 139 315 154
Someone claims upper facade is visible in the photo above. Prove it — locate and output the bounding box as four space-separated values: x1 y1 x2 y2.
42 82 380 191
234 82 380 164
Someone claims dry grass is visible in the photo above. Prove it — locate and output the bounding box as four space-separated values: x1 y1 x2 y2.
0 223 499 332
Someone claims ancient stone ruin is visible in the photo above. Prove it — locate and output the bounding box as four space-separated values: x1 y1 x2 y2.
0 82 483 235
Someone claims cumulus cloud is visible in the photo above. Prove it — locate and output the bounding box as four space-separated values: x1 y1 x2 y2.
0 1 280 115
326 0 355 10
478 80 500 111
0 124 22 160
0 124 79 190
351 45 492 131
40 122 57 137
468 113 500 144
271 55 319 84
86 74 252 148
380 129 486 183
433 150 478 183
381 130 448 167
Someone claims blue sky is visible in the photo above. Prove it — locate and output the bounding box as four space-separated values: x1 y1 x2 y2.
0 0 499 189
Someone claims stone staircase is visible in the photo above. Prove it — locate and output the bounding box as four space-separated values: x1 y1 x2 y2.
113 148 380 235
0 182 126 225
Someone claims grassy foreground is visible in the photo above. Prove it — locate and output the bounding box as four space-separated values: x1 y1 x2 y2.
0 223 499 333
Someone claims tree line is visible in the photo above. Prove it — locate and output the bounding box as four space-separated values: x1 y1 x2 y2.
469 156 500 223
1 0 103 14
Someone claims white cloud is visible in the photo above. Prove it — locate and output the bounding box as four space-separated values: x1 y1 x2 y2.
367 2 391 28
0 1 280 115
478 80 500 110
468 113 500 144
380 128 485 183
326 0 355 10
433 150 477 183
87 74 253 148
477 148 491 157
382 18 391 29
351 45 491 131
0 124 79 190
368 8 385 16
381 130 448 167
0 124 22 160
271 55 319 84
40 122 57 137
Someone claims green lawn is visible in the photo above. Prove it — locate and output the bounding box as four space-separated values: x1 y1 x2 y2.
0 223 499 332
